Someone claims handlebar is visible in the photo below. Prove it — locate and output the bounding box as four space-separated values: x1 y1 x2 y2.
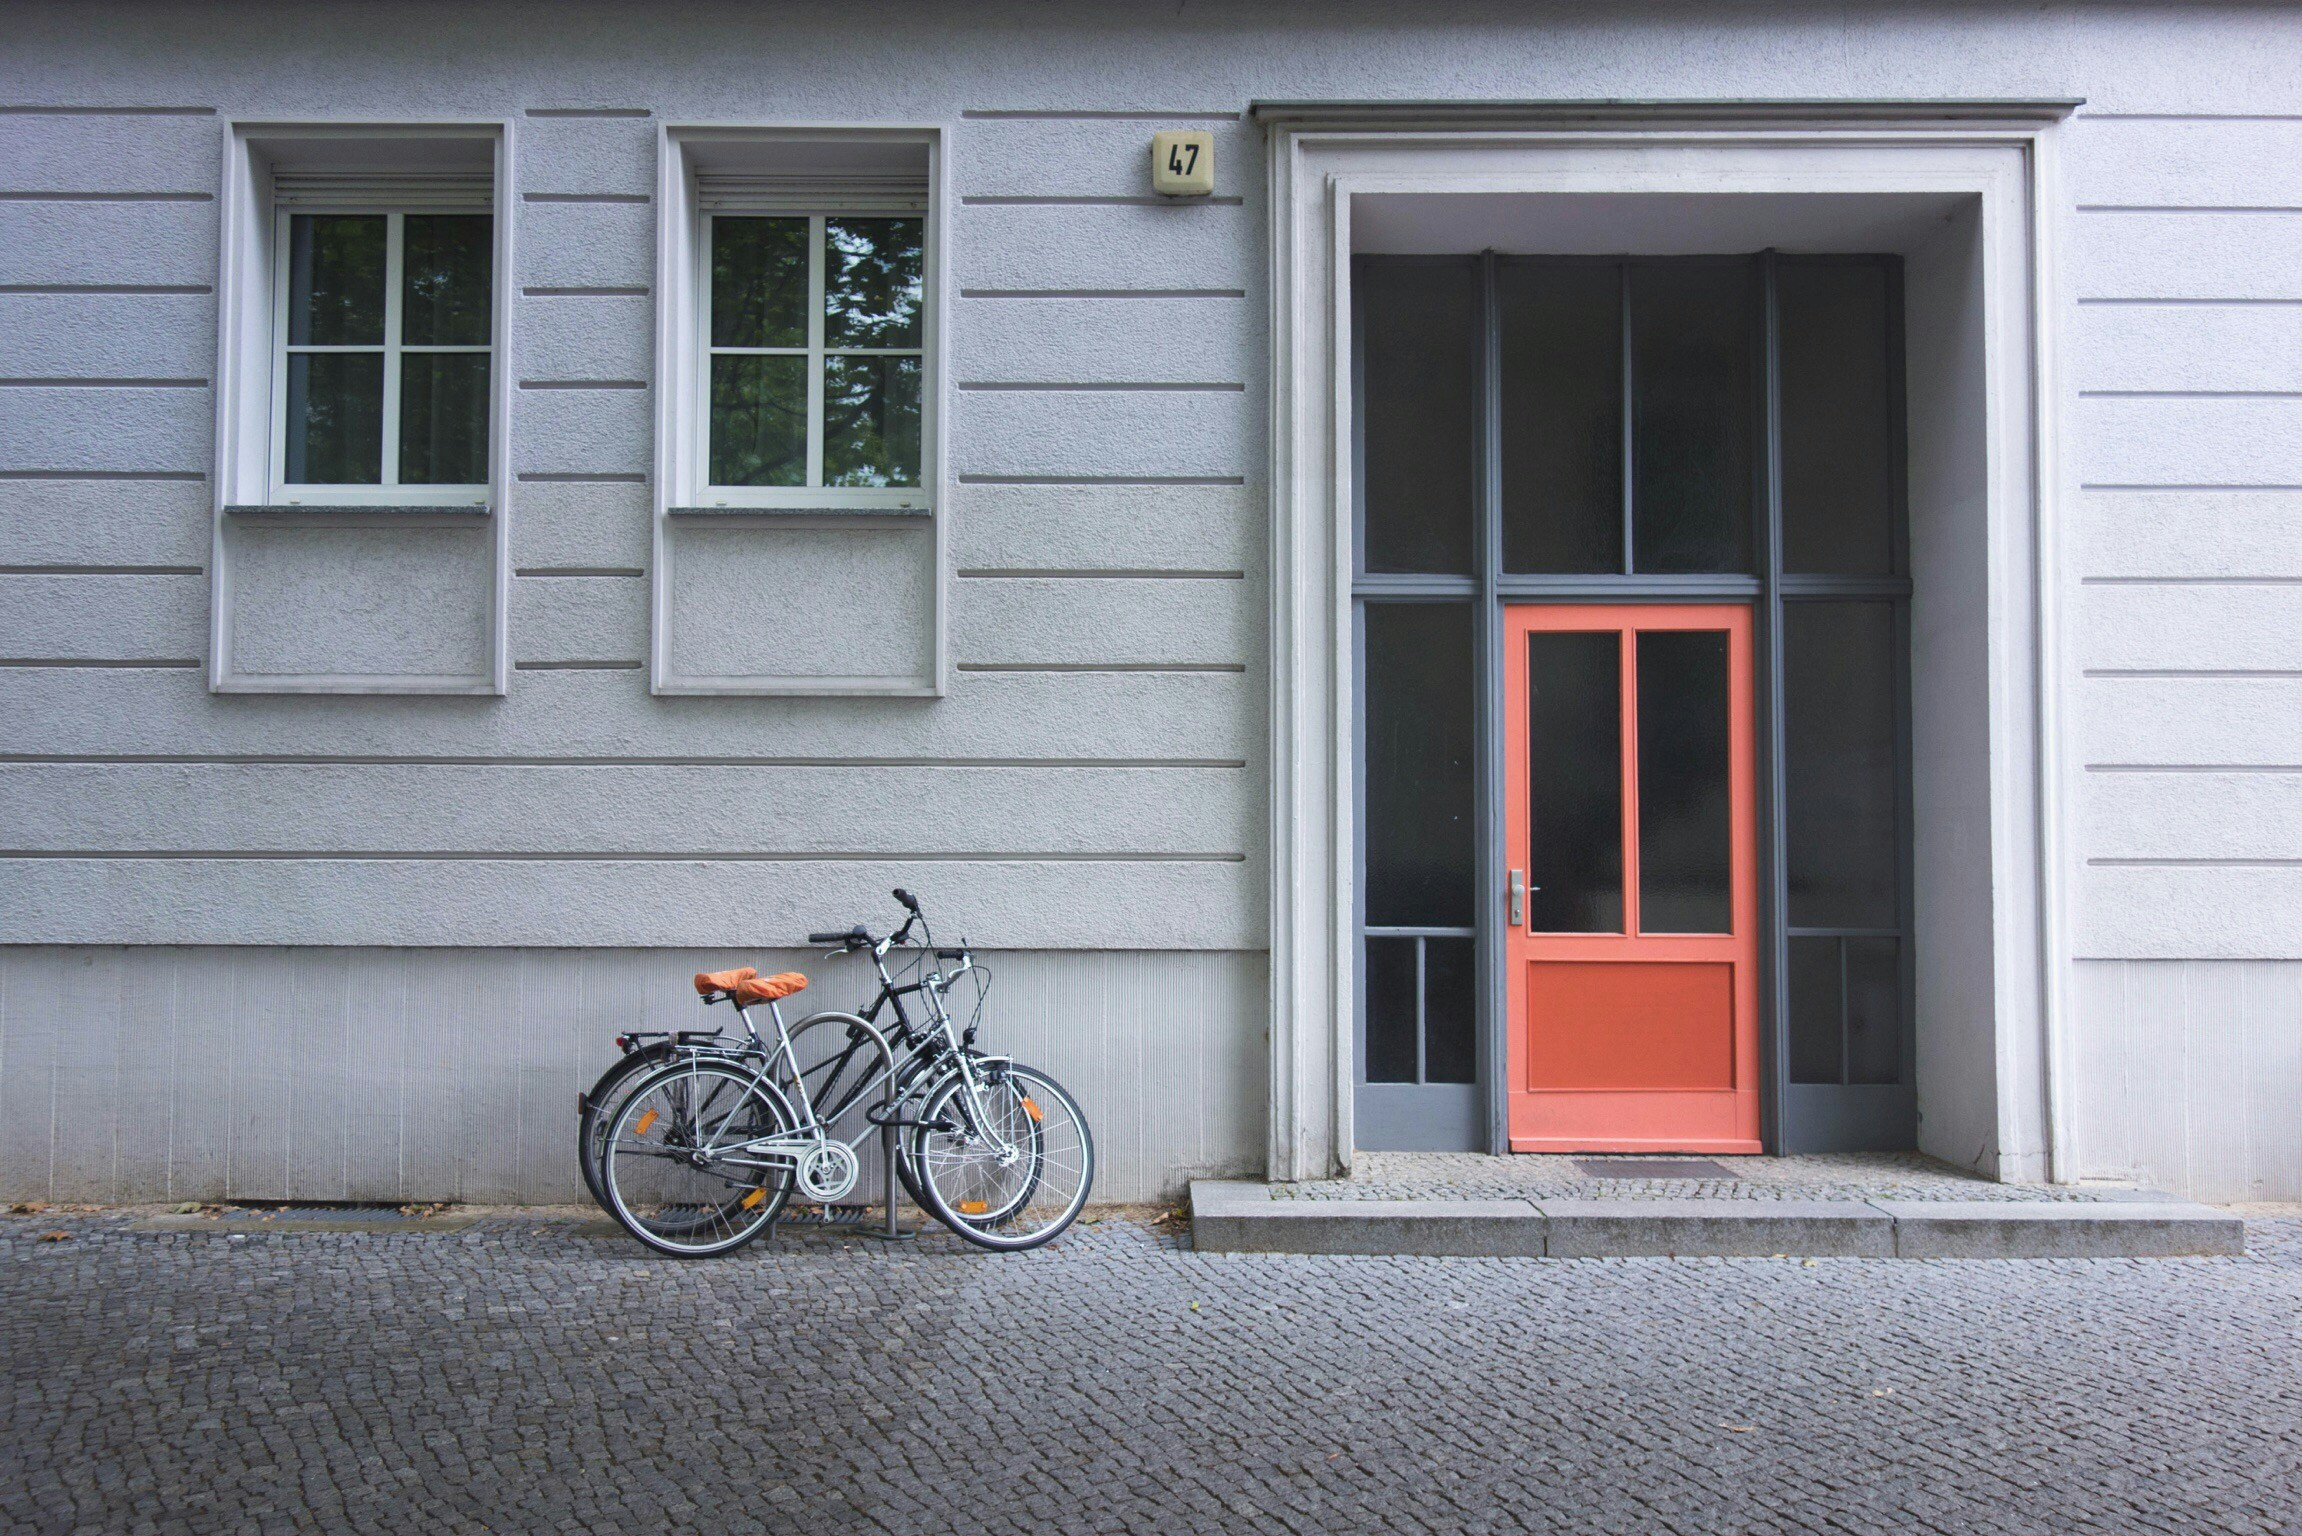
807 925 870 949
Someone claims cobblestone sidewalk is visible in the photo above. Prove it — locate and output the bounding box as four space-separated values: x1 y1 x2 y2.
5 1209 2299 1535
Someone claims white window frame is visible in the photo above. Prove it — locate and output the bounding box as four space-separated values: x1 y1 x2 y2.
693 206 932 512
268 203 495 508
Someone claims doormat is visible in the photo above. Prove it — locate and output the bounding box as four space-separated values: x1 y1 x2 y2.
1573 1158 1739 1180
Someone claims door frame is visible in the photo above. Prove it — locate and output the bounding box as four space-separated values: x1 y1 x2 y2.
1273 106 2076 1183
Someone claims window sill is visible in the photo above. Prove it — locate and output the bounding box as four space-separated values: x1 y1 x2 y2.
224 503 493 528
666 504 930 524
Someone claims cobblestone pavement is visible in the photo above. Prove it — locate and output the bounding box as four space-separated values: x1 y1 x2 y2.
6 1209 2300 1536
1278 1150 2129 1202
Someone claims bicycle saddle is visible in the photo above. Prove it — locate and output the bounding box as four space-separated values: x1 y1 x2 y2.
693 967 808 1005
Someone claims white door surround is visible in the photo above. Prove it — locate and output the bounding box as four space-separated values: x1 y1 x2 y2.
1256 101 2079 1184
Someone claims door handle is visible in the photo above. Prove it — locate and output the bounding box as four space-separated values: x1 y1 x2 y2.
1508 869 1525 928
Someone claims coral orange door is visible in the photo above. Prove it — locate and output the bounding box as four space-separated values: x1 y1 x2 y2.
1503 605 1761 1153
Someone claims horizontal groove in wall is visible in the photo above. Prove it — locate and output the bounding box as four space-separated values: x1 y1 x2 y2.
2082 575 2302 585
956 662 1246 674
959 108 1242 121
521 285 648 298
513 567 645 578
956 380 1245 393
2079 111 2302 121
0 564 202 576
524 106 651 118
956 568 1245 580
2079 390 2302 401
2084 668 2302 678
959 288 1247 300
2077 204 2302 215
0 753 1249 769
2083 484 2302 493
960 194 1244 207
2078 297 2302 307
0 849 1250 864
0 658 201 668
0 104 216 115
956 474 1246 487
513 660 644 670
517 472 646 483
521 191 650 204
0 469 204 481
2088 763 2302 774
0 377 207 389
2089 857 2302 868
0 283 213 296
518 379 646 390
0 190 211 202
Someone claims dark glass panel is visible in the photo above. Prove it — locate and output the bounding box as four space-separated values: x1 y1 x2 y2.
709 354 808 486
398 353 490 485
287 215 385 346
1365 936 1419 1084
1783 602 1899 929
1526 630 1623 933
1423 937 1477 1085
1499 261 1622 574
1635 629 1732 934
1779 260 1896 576
1364 603 1474 928
400 215 492 347
823 355 921 488
284 352 383 484
1630 263 1754 573
1356 258 1476 575
1845 937 1903 1085
711 217 809 349
1787 935 1843 1086
824 217 924 350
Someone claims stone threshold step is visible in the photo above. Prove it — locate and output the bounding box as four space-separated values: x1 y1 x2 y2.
1189 1182 2245 1259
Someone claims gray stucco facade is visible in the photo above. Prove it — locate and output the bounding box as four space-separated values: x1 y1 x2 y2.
4 2 2299 1205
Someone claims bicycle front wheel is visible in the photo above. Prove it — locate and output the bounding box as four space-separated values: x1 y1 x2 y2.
602 1061 797 1258
909 1063 1093 1251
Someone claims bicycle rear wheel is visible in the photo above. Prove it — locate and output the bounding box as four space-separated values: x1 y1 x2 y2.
602 1061 797 1258
577 1044 675 1212
908 1062 1093 1251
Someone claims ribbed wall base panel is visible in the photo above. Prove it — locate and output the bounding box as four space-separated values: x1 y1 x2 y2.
0 946 1268 1206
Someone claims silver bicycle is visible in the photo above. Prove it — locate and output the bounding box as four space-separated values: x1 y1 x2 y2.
598 891 1095 1257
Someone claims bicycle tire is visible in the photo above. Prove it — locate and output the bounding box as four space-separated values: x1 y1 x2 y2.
908 1063 1093 1251
576 1044 677 1212
602 1060 799 1259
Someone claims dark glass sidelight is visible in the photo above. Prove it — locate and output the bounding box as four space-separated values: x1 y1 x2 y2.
1844 937 1903 1085
1630 263 1755 574
1498 262 1623 574
1786 935 1843 1085
1525 630 1623 933
1422 937 1478 1084
1783 603 1899 930
1363 603 1475 926
1779 260 1897 576
1634 630 1733 933
1365 936 1420 1084
1786 934 1904 1087
1356 258 1478 574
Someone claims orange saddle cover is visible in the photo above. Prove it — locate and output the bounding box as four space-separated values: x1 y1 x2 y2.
692 966 808 1005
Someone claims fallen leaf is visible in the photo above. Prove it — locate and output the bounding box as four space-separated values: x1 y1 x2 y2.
37 1230 72 1243
1871 1388 1895 1397
1720 1424 1757 1433
10 1202 46 1216
170 1202 202 1215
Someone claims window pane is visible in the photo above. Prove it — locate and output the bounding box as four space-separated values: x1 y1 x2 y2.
823 217 923 350
1499 261 1622 574
711 217 809 349
285 352 383 484
710 354 807 486
1787 935 1843 1085
823 354 921 488
399 352 490 485
1845 937 1903 1085
1423 936 1478 1085
1630 263 1753 573
1526 630 1623 934
1356 258 1476 575
1365 936 1419 1084
1635 629 1732 934
1783 602 1899 928
287 215 385 346
1364 603 1474 929
1780 260 1896 576
401 215 492 347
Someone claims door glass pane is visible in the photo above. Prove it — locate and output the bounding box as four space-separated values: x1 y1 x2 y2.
823 217 923 349
1630 264 1753 573
401 215 492 347
1357 258 1476 575
1364 604 1474 928
398 353 489 484
823 355 921 487
1780 261 1896 576
1423 937 1477 1085
711 217 809 349
1365 936 1419 1083
287 215 385 346
1783 603 1899 928
709 354 808 486
285 352 383 484
1845 937 1903 1085
1526 630 1622 933
1787 935 1843 1085
1635 629 1732 933
1499 262 1622 574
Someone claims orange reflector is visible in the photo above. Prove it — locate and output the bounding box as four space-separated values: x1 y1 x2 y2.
959 1200 988 1215
741 1187 767 1210
1020 1097 1043 1122
633 1109 659 1136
